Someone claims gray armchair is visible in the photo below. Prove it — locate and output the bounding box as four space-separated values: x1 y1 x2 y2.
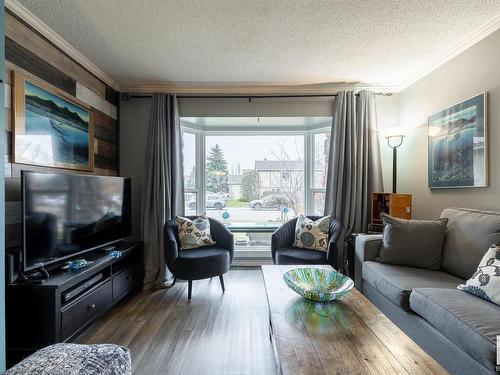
271 216 342 269
164 217 234 299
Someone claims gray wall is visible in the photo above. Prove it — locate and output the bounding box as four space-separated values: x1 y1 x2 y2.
380 29 500 219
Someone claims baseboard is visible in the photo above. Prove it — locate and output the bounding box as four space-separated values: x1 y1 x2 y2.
232 259 274 267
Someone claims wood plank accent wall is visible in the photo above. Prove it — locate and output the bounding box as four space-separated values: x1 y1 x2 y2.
4 10 120 250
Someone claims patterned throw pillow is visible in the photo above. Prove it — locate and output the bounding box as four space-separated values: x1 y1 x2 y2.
457 244 500 306
176 214 216 250
293 215 331 251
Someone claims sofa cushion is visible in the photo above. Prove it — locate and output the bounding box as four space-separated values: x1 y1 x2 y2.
410 288 500 372
275 247 328 265
362 261 464 310
441 208 500 279
5 343 131 375
377 213 448 270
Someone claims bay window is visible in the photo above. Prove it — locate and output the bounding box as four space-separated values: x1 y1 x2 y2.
181 117 331 250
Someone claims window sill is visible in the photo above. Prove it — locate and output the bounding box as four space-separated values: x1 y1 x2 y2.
227 224 279 233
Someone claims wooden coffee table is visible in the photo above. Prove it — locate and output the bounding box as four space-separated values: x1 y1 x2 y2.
262 265 448 375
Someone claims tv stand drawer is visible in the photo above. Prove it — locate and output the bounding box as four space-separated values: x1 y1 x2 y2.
61 280 112 341
113 265 139 302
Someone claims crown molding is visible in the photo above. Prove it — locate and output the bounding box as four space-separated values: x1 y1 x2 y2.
398 13 500 91
5 0 120 91
119 82 398 95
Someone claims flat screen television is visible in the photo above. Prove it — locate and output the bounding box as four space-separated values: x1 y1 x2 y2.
22 171 132 272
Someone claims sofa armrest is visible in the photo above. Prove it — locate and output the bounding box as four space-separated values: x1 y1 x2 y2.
354 234 383 291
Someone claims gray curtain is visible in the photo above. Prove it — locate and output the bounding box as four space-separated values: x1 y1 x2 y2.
141 93 184 289
324 90 383 237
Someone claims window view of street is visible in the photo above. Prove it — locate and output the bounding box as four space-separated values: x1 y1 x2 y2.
202 135 304 226
181 117 331 248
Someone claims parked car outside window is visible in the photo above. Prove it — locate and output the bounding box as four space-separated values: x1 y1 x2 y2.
248 194 291 210
188 194 227 210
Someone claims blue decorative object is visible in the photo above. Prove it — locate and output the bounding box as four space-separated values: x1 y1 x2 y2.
222 211 230 220
283 267 354 302
68 259 88 271
109 250 122 258
282 206 289 214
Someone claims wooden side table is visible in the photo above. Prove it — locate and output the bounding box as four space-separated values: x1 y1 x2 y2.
372 193 412 226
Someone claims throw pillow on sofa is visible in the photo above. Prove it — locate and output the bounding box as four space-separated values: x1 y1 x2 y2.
458 244 500 306
176 214 216 250
377 213 448 270
293 214 331 251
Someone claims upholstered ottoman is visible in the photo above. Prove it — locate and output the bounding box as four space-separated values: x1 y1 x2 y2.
5 343 131 375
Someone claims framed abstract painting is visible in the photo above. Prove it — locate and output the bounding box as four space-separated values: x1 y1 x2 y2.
13 72 94 171
428 93 488 188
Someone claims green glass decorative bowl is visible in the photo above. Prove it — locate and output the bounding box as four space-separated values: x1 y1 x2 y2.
283 267 354 302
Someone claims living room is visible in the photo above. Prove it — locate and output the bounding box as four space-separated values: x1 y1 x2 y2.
0 1 499 374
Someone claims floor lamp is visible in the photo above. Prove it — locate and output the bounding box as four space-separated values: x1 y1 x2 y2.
385 135 405 193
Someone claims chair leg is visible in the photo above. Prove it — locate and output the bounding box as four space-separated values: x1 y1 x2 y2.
219 275 225 292
188 280 193 300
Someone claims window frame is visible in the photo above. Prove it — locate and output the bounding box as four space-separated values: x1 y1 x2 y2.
181 128 205 215
181 121 330 220
309 128 330 216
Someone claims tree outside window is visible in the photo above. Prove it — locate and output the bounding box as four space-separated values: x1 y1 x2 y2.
206 144 229 194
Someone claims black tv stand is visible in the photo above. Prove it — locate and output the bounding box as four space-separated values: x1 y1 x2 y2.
6 240 143 368
18 266 50 282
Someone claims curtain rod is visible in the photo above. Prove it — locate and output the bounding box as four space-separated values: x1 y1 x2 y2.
121 92 392 101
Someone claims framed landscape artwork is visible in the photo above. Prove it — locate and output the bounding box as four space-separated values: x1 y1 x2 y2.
13 72 94 171
428 93 488 188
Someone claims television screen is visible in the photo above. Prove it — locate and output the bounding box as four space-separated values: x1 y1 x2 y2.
22 171 131 272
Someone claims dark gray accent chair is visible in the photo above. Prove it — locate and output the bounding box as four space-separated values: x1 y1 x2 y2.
355 208 500 375
164 217 234 299
271 216 342 269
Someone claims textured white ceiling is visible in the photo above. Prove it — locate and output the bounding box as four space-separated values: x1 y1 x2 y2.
18 0 500 88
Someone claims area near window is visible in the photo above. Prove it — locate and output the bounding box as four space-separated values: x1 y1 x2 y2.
181 117 331 259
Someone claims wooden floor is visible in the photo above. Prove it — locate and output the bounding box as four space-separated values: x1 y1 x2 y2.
76 267 277 375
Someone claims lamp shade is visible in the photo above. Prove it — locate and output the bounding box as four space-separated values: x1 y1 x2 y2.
382 126 407 138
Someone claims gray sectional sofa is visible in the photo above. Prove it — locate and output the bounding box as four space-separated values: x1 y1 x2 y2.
355 207 500 375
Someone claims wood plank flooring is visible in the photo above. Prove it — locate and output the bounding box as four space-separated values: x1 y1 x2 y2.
76 267 277 375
